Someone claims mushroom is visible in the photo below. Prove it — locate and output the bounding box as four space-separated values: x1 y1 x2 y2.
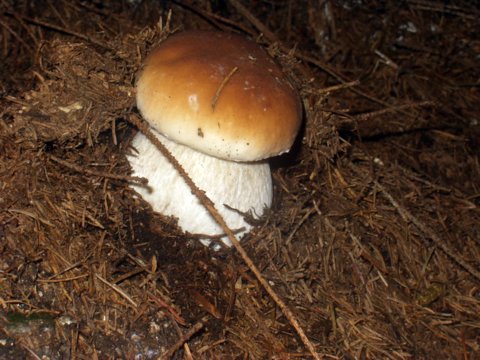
127 30 301 246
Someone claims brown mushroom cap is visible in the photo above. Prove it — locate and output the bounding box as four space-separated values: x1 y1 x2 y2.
136 30 302 162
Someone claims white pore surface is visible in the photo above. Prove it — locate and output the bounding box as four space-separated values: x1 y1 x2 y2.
127 130 273 246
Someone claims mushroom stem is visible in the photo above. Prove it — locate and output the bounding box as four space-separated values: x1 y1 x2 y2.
127 127 272 246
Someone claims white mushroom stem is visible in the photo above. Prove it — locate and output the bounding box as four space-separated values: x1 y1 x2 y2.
127 129 273 246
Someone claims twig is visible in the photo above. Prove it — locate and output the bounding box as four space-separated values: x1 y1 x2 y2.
211 66 238 110
38 273 90 283
172 0 255 36
1 0 38 46
229 0 279 43
112 268 145 285
315 80 360 94
39 259 86 281
50 155 148 185
129 114 322 360
0 17 34 53
8 208 53 227
374 49 399 69
95 274 138 308
46 0 68 28
286 207 315 246
374 180 480 282
21 344 42 360
148 291 186 326
407 0 478 20
354 101 435 121
3 11 113 50
166 312 193 358
158 322 204 360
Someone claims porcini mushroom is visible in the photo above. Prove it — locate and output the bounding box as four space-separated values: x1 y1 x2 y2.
127 30 301 246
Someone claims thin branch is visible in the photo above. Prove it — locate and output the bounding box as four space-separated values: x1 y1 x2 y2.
128 114 322 360
407 0 478 20
315 80 360 94
1 0 39 45
0 17 34 53
3 11 113 50
354 101 435 121
211 66 238 110
171 0 254 36
229 0 280 43
148 291 187 326
21 344 42 360
159 322 204 360
95 273 138 308
50 155 148 185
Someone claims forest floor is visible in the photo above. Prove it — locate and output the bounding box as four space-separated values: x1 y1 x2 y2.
1 1 479 359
